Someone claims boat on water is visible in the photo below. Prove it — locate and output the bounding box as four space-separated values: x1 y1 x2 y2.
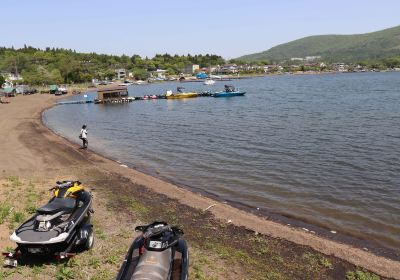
143 95 158 100
134 80 146 85
165 87 198 99
118 81 134 86
213 85 246 97
204 79 216 85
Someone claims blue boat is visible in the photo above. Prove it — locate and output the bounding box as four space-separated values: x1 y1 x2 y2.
213 85 246 97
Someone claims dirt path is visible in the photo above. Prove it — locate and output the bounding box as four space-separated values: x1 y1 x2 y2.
0 94 398 279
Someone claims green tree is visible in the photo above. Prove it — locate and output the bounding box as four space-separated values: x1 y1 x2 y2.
132 68 149 80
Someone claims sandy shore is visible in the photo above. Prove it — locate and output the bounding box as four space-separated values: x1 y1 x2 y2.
0 94 399 279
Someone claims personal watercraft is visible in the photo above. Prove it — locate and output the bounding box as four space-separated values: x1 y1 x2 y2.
115 221 189 280
3 180 94 266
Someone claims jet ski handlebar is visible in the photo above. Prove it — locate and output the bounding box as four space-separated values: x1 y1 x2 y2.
49 180 82 191
142 225 170 239
135 222 184 238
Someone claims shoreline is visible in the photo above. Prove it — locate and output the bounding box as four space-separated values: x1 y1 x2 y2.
41 96 400 278
1 94 399 278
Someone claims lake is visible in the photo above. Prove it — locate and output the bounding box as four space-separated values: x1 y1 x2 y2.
43 72 400 253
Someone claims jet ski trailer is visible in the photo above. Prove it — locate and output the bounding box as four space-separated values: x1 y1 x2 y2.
3 180 94 266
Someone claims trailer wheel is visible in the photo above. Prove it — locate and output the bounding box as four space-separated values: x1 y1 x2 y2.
84 228 94 250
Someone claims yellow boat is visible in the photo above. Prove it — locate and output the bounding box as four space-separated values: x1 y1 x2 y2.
165 87 198 99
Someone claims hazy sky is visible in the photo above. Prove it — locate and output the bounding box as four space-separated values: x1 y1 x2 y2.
1 0 399 58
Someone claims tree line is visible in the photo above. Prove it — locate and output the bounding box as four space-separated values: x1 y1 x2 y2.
0 46 226 85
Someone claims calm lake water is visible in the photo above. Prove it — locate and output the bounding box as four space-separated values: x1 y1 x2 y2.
43 72 400 252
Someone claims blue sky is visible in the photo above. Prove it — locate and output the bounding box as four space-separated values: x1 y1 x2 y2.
0 0 399 58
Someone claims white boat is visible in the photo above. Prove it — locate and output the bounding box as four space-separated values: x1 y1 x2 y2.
204 79 215 85
118 82 133 86
134 80 146 85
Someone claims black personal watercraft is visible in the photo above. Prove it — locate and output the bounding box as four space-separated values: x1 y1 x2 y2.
4 180 94 266
115 221 189 280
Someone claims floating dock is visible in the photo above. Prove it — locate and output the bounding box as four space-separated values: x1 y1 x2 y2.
57 100 94 105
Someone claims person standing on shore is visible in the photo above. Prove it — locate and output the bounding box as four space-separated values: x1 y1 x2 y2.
79 124 88 149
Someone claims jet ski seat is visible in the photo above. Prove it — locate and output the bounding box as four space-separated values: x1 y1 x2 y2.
37 198 76 214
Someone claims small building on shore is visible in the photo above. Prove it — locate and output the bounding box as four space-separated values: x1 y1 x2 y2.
96 85 129 103
183 64 200 74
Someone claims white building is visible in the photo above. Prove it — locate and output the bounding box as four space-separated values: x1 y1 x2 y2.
218 64 238 73
151 69 167 79
305 56 322 61
116 69 126 80
1 72 22 81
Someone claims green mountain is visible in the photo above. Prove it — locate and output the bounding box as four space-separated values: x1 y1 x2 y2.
238 25 400 63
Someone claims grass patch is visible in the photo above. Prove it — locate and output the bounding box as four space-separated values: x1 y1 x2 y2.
257 246 271 256
88 257 101 269
192 263 207 280
120 195 149 215
12 211 25 224
7 176 22 187
214 245 230 259
235 250 256 265
346 270 380 280
0 204 11 224
123 197 148 215
303 252 333 270
66 257 81 268
319 256 333 269
129 199 148 214
89 268 115 280
25 203 37 214
105 255 120 265
26 186 40 203
0 269 15 280
263 271 284 280
56 265 75 280
31 265 43 276
95 228 106 240
4 246 14 252
271 255 284 263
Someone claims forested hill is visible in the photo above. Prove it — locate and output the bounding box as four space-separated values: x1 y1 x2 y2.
238 25 400 63
0 46 225 84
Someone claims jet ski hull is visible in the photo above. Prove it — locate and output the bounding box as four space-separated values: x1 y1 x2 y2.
8 183 94 258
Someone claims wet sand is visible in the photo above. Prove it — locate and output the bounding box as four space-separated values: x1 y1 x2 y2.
0 94 399 279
